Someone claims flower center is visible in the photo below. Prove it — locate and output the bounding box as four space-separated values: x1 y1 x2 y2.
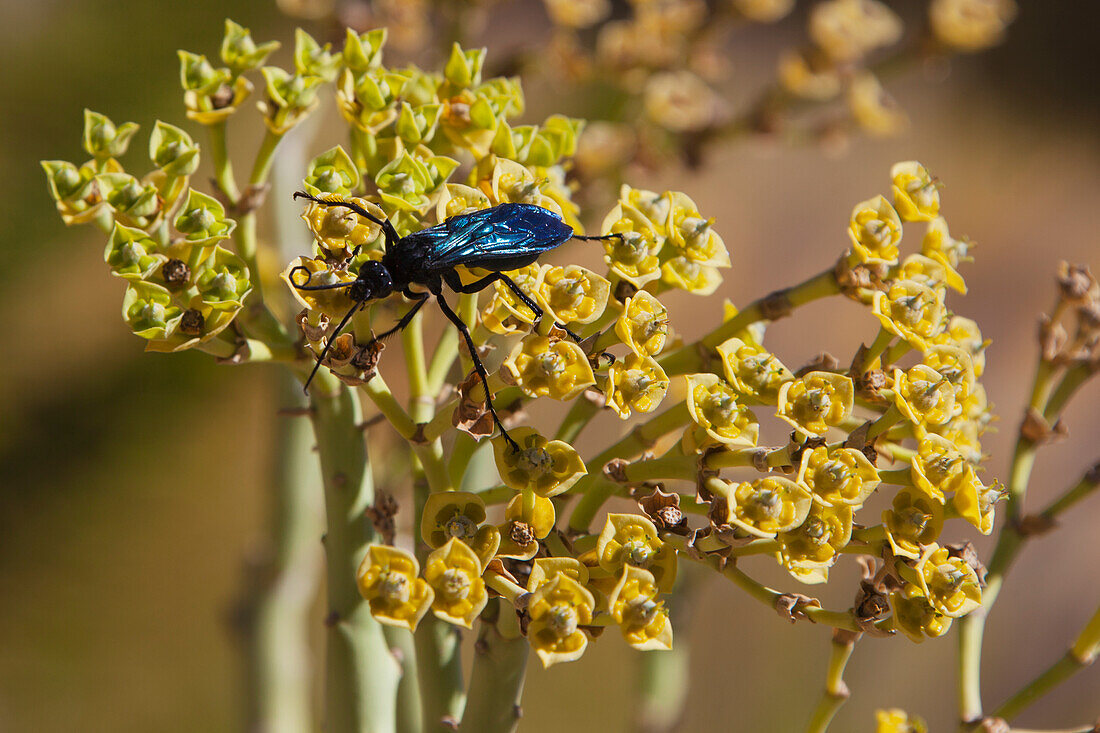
537 351 565 376
898 506 931 539
517 446 553 478
805 388 831 415
444 514 477 540
751 488 782 519
379 571 411 604
439 568 471 601
624 596 660 628
621 539 654 567
547 604 579 638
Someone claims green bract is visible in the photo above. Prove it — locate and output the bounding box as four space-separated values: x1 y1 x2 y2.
83 110 139 161
220 19 279 75
302 145 360 196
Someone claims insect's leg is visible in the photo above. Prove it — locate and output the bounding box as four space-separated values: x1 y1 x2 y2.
303 300 364 393
288 266 358 292
491 273 586 343
434 291 519 453
293 191 401 250
367 290 430 344
572 233 624 242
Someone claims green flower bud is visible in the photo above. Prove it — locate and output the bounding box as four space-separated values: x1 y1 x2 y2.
302 145 360 196
149 121 200 178
394 102 443 145
96 172 161 228
220 19 280 74
122 282 183 340
259 67 324 135
194 246 252 308
178 51 230 94
83 110 139 160
294 28 341 82
173 189 235 253
104 223 167 281
342 28 387 73
443 43 486 89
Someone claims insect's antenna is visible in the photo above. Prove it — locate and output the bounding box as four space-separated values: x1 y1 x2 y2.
572 232 624 242
303 300 363 394
288 265 356 292
293 191 401 250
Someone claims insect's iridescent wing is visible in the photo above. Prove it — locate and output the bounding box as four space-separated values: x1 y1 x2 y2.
419 203 573 273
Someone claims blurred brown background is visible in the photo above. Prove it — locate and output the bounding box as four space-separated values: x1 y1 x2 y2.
1 1 1097 731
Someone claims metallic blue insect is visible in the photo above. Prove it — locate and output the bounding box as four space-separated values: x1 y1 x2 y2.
290 192 621 450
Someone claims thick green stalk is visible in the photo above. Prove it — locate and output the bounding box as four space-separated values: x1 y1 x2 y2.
805 631 859 733
244 373 324 733
459 600 529 733
632 568 697 733
208 120 241 203
992 603 1100 721
312 381 400 733
383 626 423 733
403 312 465 731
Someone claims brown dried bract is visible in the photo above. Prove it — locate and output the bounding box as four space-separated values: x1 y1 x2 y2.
1020 408 1067 445
365 492 399 545
795 352 839 377
451 371 494 439
945 542 989 586
637 485 689 534
296 309 330 343
775 593 822 623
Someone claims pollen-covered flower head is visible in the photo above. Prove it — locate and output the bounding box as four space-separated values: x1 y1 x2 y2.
883 488 945 559
597 514 677 592
356 545 434 631
605 353 669 419
776 502 854 584
420 491 500 566
527 574 595 667
423 538 488 628
848 194 903 264
893 365 958 428
665 192 731 268
493 427 587 497
776 371 854 437
686 374 760 446
504 334 596 400
537 265 610 326
898 544 982 619
717 337 793 403
890 585 953 643
797 446 880 507
608 566 673 651
909 434 968 503
890 161 940 222
615 291 669 357
872 280 946 351
600 202 665 288
708 476 813 539
301 195 385 256
922 345 977 401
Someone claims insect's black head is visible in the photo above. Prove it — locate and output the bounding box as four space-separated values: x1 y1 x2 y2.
349 260 394 302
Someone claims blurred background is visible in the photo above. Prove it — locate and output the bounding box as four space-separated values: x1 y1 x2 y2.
1 0 1097 731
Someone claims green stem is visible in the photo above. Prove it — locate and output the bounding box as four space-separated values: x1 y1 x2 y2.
459 600 528 733
1042 363 1094 421
250 129 283 188
860 328 894 372
632 566 698 733
1039 465 1100 521
992 603 1100 722
658 268 840 376
568 402 692 531
383 626 423 733
311 382 400 733
555 396 600 443
805 631 859 733
208 120 241 204
245 372 324 733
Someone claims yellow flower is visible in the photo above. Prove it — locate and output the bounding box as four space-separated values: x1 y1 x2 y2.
848 194 903 265
356 545 434 631
930 0 1017 51
597 514 677 592
893 365 957 429
922 344 976 401
922 216 973 269
282 256 357 319
496 492 557 560
543 0 611 28
890 161 940 222
480 263 541 333
527 574 595 667
708 477 813 539
504 334 597 400
900 544 981 618
872 280 945 351
734 0 796 23
898 253 967 294
423 538 488 628
605 353 669 419
717 337 793 404
527 557 590 592
301 195 385 256
537 265 611 325
797 446 880 507
665 192 730 268
809 0 903 62
890 585 953 643
776 502 853 585
883 489 944 559
607 566 673 651
876 708 929 733
848 72 908 137
776 371 854 437
643 71 723 133
909 434 967 503
420 491 501 567
686 374 760 446
493 427 587 497
618 186 672 232
661 256 723 296
777 48 842 101
951 467 999 535
436 183 491 221
615 291 669 357
934 315 988 377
